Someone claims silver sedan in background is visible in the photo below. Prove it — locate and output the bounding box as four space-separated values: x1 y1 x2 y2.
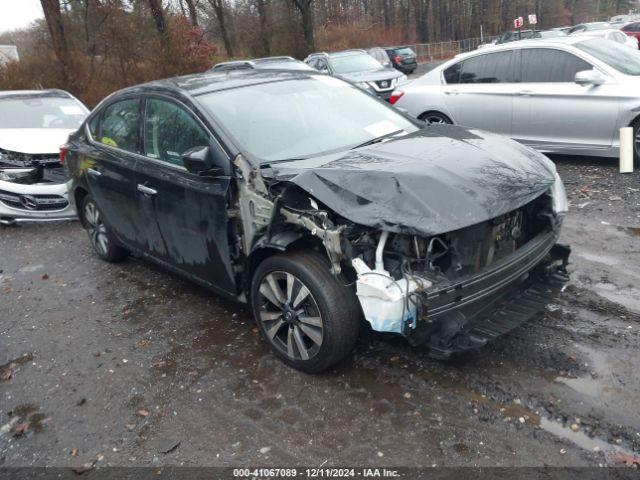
391 37 640 163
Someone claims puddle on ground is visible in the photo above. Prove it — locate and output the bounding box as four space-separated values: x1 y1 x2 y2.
593 282 640 314
554 344 615 399
539 417 636 459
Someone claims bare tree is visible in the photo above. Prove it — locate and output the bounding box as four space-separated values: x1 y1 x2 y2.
256 0 271 56
208 0 234 57
40 0 71 87
184 0 199 26
291 0 315 54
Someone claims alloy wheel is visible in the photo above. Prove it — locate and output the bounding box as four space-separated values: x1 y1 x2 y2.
257 271 324 361
423 114 450 125
84 201 109 256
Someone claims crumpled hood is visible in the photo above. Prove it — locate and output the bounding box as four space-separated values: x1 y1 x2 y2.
267 125 556 237
0 128 75 155
338 67 404 84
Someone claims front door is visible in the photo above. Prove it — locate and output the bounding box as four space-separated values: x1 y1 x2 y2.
135 96 236 294
442 49 517 135
84 97 144 249
511 47 619 152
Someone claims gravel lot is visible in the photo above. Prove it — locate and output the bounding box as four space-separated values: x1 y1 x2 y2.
1 155 639 469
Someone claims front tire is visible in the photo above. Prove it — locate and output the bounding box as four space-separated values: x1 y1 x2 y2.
419 111 453 125
80 195 128 263
250 251 361 373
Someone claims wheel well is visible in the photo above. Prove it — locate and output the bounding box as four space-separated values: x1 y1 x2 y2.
629 114 640 129
418 110 453 123
243 235 325 300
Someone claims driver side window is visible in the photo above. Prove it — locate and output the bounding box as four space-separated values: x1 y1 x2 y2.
143 98 210 166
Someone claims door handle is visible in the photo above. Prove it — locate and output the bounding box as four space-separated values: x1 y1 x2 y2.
444 89 459 95
137 184 157 196
87 168 102 177
517 90 534 96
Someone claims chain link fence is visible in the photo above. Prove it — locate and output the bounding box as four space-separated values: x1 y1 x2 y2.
407 36 500 62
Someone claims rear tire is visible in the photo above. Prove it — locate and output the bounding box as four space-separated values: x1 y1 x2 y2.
250 251 361 373
631 118 640 167
419 111 453 125
80 195 128 263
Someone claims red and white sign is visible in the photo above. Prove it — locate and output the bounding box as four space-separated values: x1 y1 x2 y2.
529 14 538 25
514 17 524 28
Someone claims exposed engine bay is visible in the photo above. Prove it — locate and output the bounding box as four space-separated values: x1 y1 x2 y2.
230 154 570 359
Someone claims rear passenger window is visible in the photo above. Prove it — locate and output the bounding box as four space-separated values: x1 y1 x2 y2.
444 51 513 84
99 99 140 153
460 51 513 83
144 98 209 166
520 48 592 82
444 62 462 84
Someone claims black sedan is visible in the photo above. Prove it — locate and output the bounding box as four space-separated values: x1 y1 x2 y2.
64 70 570 372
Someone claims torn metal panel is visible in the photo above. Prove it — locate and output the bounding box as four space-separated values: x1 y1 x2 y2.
233 154 274 254
266 126 556 237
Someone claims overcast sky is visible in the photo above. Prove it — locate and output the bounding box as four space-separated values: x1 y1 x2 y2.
0 0 44 35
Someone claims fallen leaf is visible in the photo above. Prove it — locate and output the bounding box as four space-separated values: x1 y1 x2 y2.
612 452 640 467
41 274 49 280
0 368 13 381
70 448 78 457
151 361 166 368
13 423 29 437
136 339 151 348
136 409 149 417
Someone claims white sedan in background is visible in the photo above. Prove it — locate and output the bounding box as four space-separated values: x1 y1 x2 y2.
0 90 88 225
571 28 639 49
391 37 640 163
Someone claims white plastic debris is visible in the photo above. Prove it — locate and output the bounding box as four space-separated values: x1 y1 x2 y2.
352 257 427 333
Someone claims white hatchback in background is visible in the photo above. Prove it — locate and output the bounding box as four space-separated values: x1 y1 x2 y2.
571 28 639 49
0 89 88 225
391 37 640 162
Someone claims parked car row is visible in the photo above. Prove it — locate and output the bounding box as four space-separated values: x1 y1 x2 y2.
391 37 640 163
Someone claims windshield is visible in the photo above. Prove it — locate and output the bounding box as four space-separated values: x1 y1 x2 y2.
576 38 640 75
395 47 415 56
330 53 383 74
0 94 87 129
198 75 419 162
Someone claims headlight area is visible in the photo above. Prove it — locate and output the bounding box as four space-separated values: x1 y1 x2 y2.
348 194 570 359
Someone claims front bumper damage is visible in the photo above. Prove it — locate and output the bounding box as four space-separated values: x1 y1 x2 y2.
353 230 571 359
0 167 76 225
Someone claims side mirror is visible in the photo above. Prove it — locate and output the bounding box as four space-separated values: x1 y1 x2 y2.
182 145 230 177
575 69 605 86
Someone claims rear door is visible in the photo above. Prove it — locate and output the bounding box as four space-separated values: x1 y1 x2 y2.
134 95 236 294
442 49 517 135
84 97 144 248
511 47 619 151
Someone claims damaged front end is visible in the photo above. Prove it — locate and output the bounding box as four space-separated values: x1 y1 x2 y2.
233 151 570 360
0 150 75 225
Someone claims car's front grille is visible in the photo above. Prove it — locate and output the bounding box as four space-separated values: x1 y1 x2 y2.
374 79 394 90
0 189 68 211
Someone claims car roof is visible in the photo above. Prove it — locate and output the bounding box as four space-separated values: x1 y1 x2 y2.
327 49 368 58
114 69 322 98
0 89 73 99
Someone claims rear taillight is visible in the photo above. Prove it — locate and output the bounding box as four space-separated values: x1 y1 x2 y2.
59 145 68 165
394 55 402 64
389 90 404 105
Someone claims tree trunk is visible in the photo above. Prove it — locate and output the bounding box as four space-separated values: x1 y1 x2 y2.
147 0 167 36
40 0 71 88
292 0 315 54
184 0 199 26
256 0 271 56
209 0 234 57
